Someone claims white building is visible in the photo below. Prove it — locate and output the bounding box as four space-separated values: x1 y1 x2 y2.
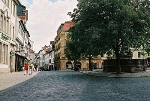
14 3 30 72
38 49 44 68
15 18 29 71
34 43 55 71
49 41 55 69
0 0 31 73
28 39 35 63
0 0 21 73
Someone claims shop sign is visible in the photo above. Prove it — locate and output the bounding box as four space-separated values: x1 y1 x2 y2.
0 33 9 40
10 51 15 56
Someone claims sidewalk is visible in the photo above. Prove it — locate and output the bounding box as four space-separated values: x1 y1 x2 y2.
80 69 150 78
0 71 39 91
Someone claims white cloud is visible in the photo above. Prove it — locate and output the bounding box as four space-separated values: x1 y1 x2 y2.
20 0 77 53
20 0 32 7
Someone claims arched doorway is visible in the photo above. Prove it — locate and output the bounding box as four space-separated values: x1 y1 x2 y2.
66 61 73 69
74 61 81 71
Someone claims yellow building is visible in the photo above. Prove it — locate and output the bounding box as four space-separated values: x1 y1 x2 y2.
54 21 105 70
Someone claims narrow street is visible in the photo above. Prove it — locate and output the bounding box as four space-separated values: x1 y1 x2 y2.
0 70 150 101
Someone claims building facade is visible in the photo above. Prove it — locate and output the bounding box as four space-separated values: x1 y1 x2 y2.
34 42 55 71
49 41 55 70
54 21 105 70
54 21 73 70
0 0 21 72
0 0 32 73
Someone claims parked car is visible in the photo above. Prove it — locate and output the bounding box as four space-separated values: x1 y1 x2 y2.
74 66 79 71
39 66 45 71
74 62 81 71
44 64 49 71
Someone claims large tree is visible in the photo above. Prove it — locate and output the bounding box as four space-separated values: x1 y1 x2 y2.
66 0 150 73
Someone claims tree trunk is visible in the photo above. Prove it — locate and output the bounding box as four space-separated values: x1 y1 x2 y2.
116 52 121 73
89 56 92 71
114 46 121 73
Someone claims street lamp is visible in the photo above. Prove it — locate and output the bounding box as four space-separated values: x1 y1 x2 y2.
88 54 92 71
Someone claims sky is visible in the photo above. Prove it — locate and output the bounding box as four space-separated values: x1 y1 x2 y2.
19 0 78 53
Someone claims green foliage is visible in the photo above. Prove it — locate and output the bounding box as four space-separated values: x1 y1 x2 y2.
66 0 150 60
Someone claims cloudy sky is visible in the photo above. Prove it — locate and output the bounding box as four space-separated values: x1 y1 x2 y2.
19 0 78 53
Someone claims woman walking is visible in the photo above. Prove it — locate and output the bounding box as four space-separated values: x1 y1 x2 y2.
24 62 28 75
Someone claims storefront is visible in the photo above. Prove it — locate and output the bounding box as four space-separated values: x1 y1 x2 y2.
15 53 26 72
0 33 10 73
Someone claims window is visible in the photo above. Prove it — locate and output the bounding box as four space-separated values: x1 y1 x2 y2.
138 52 141 58
0 42 1 63
148 53 150 56
1 44 8 64
2 44 4 63
21 27 24 35
10 25 11 39
0 13 9 34
4 17 6 32
10 0 12 14
2 0 6 3
13 4 15 16
5 45 8 64
18 25 21 34
6 19 9 34
6 0 9 7
12 26 15 39
0 15 3 30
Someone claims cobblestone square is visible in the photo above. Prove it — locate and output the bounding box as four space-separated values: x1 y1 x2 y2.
0 71 150 101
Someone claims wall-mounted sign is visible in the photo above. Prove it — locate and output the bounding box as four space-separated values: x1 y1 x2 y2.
0 33 9 40
10 51 15 56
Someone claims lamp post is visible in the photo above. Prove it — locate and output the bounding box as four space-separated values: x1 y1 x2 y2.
88 54 92 71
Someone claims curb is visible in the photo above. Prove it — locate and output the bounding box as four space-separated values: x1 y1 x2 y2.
80 70 150 78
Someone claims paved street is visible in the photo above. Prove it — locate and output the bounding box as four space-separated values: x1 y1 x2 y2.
0 70 150 101
0 71 39 91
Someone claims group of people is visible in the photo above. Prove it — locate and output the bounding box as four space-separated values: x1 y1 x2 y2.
24 62 37 75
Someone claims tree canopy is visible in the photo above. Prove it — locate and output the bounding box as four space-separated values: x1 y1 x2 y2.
66 0 150 64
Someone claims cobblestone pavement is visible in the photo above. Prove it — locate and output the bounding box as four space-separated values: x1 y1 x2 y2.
0 70 150 101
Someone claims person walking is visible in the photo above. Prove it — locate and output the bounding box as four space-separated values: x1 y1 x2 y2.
29 62 34 75
24 63 28 75
34 64 37 72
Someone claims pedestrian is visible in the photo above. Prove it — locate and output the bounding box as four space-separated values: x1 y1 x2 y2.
34 64 37 72
36 64 39 71
24 63 28 75
29 62 34 75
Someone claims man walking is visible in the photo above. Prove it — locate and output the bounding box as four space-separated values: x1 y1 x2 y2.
29 62 34 75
